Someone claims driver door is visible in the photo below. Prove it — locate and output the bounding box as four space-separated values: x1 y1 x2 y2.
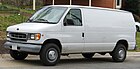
62 9 84 53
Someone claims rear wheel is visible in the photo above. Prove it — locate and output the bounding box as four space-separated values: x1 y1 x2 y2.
111 44 126 62
40 43 60 66
10 50 28 60
82 53 95 59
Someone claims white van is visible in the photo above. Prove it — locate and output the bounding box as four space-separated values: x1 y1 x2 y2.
4 5 136 66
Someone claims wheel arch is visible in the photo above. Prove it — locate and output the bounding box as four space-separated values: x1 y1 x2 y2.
41 39 62 52
114 40 129 50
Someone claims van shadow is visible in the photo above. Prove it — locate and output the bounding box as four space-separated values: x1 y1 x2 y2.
59 57 113 65
14 57 115 66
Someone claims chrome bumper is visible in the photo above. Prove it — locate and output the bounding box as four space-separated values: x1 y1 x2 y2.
4 41 42 53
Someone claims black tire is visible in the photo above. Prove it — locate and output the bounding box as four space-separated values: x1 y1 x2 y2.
10 50 28 60
111 44 127 62
82 53 95 59
136 26 139 32
40 43 60 66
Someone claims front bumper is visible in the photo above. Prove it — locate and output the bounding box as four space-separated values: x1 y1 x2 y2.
4 41 42 53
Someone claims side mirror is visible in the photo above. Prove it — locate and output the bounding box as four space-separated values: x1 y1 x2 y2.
64 19 74 26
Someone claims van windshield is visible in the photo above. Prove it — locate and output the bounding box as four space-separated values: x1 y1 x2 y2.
28 7 67 24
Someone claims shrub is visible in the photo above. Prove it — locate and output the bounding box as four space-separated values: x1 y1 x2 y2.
0 14 28 31
123 0 140 16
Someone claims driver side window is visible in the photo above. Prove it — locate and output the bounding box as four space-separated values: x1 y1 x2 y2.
64 9 82 26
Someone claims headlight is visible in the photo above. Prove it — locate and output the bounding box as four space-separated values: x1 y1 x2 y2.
29 33 41 40
30 34 35 39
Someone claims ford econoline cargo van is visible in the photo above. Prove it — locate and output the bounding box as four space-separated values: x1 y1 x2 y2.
4 5 136 66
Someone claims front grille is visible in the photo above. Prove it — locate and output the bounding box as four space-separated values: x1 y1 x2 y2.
9 32 27 41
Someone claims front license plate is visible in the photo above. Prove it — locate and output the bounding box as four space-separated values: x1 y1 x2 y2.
12 45 17 50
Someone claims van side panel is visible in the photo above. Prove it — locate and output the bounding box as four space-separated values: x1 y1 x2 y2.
82 8 136 52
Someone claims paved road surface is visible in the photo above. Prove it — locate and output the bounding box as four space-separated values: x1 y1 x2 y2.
0 52 140 69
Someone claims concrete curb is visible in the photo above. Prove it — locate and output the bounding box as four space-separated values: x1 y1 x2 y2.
127 52 140 56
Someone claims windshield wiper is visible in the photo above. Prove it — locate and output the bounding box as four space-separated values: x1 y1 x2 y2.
35 19 48 22
29 19 57 24
29 18 49 23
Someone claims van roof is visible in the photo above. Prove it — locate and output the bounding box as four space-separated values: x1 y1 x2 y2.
47 5 130 13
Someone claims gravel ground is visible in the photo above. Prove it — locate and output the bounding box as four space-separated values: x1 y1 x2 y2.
0 53 140 69
0 40 9 54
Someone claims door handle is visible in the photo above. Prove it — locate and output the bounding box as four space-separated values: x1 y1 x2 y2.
82 33 84 37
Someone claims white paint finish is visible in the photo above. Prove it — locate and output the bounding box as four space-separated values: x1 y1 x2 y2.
7 23 61 32
136 22 140 28
6 5 136 54
46 5 129 13
136 22 140 26
82 8 136 52
61 26 84 53
83 43 115 52
61 43 84 53
60 8 85 53
7 22 62 44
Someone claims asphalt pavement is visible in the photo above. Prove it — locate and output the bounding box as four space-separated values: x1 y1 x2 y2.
0 52 140 69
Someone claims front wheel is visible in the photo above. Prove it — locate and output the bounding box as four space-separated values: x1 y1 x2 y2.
111 44 127 62
40 43 60 66
10 50 28 60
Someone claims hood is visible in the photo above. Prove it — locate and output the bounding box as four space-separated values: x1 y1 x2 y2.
7 23 60 32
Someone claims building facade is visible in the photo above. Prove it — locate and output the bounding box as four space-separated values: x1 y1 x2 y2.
44 0 124 9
